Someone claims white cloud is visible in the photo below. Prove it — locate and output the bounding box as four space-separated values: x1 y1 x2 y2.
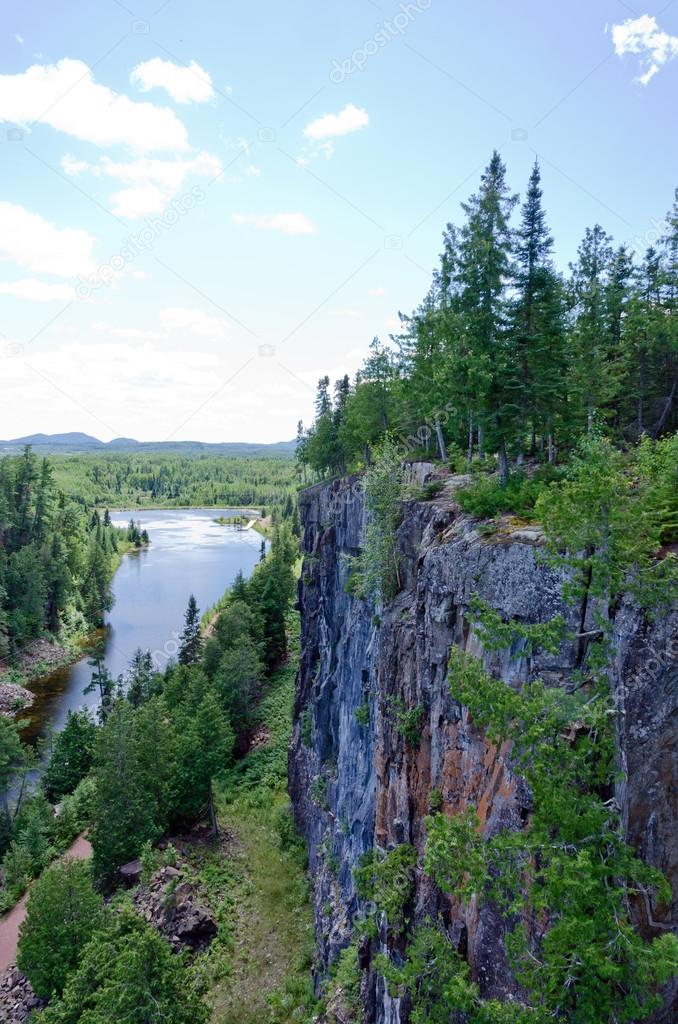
0 59 188 150
14 34 24 45
0 278 74 302
130 58 215 104
611 15 678 84
232 212 316 236
159 307 230 337
62 150 222 218
245 164 262 177
92 307 231 340
303 103 369 141
368 287 386 297
92 321 162 340
0 201 96 278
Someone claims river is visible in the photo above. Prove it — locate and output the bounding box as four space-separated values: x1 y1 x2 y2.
22 508 265 742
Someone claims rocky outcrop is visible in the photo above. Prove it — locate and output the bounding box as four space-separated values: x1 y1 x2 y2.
0 967 44 1023
132 866 218 952
289 470 678 1021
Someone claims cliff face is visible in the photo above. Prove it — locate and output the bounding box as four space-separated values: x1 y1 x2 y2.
289 471 678 1021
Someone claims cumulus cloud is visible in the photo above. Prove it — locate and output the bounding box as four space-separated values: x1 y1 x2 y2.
368 287 386 297
0 201 96 278
303 103 369 140
232 212 316 235
0 278 74 302
130 58 215 103
0 59 188 150
62 150 222 218
611 15 678 84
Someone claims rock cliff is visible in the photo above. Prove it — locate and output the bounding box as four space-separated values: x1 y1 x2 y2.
289 469 678 1022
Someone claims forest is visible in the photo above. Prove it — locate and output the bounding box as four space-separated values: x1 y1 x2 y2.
298 155 677 485
50 453 298 516
0 448 146 660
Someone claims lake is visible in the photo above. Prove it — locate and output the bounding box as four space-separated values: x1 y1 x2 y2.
22 508 265 742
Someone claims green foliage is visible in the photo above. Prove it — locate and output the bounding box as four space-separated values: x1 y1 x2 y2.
430 638 678 1023
354 701 370 726
468 594 565 657
386 695 425 745
457 466 563 519
178 594 203 666
42 709 97 802
299 703 313 746
0 447 121 654
354 844 417 933
412 480 446 501
535 433 678 606
37 908 209 1024
17 859 105 998
297 157 678 490
327 941 363 1021
50 451 297 515
375 925 477 1024
351 437 405 604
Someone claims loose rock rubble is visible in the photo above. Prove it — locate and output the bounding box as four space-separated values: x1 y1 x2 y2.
132 865 217 952
0 966 44 1024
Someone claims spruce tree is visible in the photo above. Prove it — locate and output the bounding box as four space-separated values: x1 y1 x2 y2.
511 161 567 460
457 151 518 482
178 594 202 665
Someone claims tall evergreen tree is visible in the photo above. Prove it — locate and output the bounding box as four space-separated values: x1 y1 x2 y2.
178 594 202 665
457 151 519 482
511 161 567 460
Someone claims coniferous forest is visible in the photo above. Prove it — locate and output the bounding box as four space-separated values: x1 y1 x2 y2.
298 156 677 486
0 448 137 659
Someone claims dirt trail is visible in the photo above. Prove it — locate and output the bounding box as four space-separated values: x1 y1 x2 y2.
0 835 92 974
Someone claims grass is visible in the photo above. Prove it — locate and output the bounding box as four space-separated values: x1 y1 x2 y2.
207 617 318 1024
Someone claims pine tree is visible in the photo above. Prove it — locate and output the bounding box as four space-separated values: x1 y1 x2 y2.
457 151 519 482
568 224 615 432
178 594 202 665
511 161 567 460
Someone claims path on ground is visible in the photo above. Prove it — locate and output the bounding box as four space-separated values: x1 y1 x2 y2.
210 801 313 1024
0 835 92 973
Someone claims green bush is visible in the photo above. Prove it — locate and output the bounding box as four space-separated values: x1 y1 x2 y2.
457 466 562 520
354 843 417 933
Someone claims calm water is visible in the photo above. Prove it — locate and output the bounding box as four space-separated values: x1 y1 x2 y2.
23 508 264 742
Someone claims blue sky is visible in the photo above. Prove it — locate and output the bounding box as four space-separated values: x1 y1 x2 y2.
0 0 677 442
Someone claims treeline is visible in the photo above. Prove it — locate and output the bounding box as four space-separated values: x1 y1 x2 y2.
298 155 677 483
0 448 128 657
51 452 299 514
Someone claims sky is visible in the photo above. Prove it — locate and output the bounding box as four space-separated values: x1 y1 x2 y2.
0 0 677 444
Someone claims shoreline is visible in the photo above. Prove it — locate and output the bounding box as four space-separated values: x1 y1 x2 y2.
0 538 141 714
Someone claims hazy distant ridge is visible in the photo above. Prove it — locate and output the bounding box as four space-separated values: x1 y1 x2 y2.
0 432 296 457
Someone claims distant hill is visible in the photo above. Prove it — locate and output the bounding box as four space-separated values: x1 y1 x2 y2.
0 433 297 457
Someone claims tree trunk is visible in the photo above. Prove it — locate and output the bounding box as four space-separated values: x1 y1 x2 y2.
637 350 646 436
587 392 595 433
547 429 556 464
466 412 474 467
651 373 677 438
477 423 484 460
434 417 447 463
498 441 509 487
364 443 372 468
